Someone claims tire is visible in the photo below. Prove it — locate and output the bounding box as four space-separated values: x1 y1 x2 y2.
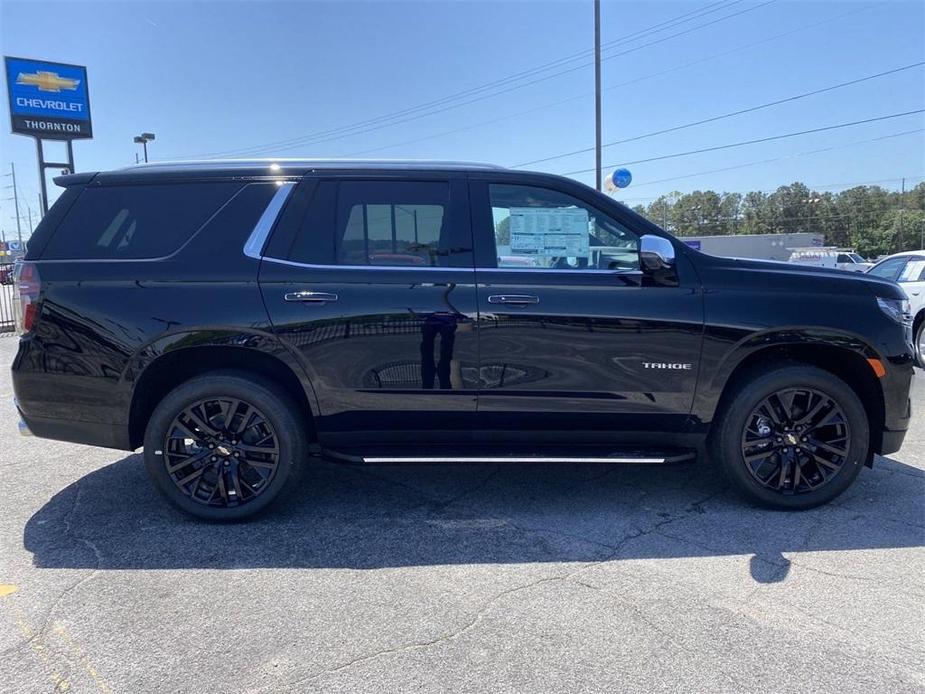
915 318 925 368
143 371 307 521
711 363 869 510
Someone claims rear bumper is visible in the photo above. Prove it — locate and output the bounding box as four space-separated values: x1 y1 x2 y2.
18 409 132 450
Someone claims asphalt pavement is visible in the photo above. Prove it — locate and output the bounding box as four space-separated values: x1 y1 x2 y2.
0 335 922 693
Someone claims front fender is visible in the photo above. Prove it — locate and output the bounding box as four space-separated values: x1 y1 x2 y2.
691 326 884 427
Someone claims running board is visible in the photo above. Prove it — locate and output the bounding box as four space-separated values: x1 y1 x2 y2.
360 455 667 464
322 447 695 465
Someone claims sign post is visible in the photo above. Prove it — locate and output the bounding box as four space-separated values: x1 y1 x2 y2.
4 56 93 215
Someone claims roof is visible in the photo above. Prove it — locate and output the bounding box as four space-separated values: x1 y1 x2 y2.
874 250 925 261
54 158 516 187
116 158 507 174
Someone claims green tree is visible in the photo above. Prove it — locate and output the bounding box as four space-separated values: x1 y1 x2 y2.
619 180 922 254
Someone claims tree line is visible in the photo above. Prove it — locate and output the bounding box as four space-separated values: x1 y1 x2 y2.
629 181 925 259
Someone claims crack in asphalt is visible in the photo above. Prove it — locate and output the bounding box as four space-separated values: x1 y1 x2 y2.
27 481 104 648
265 487 727 692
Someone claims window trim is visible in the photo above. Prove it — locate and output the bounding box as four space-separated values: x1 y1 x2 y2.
259 255 463 272
474 266 644 276
243 182 296 259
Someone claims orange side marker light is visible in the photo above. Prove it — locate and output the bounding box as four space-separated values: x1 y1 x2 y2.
867 358 886 378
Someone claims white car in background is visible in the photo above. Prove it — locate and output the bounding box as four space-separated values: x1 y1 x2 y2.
787 248 872 272
867 251 925 363
835 251 874 272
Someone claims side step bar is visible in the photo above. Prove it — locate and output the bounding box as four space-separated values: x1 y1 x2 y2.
322 449 695 465
360 456 666 464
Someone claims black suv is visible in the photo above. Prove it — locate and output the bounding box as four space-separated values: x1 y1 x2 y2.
12 160 914 519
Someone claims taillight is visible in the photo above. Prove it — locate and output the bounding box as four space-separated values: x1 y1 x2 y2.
14 262 41 333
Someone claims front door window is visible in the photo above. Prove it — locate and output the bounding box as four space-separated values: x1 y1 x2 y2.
488 183 640 272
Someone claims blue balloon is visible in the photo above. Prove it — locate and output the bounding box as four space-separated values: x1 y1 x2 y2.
612 168 632 188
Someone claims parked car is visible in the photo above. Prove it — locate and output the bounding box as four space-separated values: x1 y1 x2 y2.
835 251 874 273
868 251 925 364
0 263 14 285
11 160 914 520
787 247 872 272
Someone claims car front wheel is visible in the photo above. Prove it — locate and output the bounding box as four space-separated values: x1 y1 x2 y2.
712 364 869 510
915 318 925 368
143 371 307 520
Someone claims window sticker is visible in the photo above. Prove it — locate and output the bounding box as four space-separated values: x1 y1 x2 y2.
509 207 590 258
899 260 925 282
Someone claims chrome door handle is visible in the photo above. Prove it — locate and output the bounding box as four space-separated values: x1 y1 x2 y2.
487 294 539 305
284 291 338 303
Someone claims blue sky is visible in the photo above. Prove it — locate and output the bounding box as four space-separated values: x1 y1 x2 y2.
1 0 923 231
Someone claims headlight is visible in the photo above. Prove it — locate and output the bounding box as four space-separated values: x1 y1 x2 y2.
877 297 912 325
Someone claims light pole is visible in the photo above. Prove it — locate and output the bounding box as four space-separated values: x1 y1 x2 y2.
594 0 602 191
133 132 156 163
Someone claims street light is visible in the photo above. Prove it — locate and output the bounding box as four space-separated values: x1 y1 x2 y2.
133 132 156 163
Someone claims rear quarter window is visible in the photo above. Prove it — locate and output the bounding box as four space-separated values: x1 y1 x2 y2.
41 182 242 259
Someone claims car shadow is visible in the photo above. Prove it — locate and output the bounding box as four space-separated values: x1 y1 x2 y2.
23 453 924 583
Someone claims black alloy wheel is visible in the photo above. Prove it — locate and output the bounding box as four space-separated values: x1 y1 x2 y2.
144 371 306 520
713 363 869 509
740 388 849 495
164 397 280 508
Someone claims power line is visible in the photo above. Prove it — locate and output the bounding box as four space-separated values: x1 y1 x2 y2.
515 61 925 167
598 128 925 189
346 4 879 158
172 1 737 159
176 0 777 159
562 110 925 175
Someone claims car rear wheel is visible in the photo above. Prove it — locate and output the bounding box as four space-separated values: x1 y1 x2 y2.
143 371 307 520
712 364 869 510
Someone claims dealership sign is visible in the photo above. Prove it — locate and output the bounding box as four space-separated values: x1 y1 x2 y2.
5 56 92 139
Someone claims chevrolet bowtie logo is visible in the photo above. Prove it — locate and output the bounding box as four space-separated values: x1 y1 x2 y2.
16 70 80 93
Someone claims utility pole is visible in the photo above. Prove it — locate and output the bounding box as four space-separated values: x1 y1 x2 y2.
898 177 905 252
594 0 602 191
10 164 22 247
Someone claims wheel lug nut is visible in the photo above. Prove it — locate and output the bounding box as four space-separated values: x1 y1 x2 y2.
224 460 230 467
208 443 215 449
233 451 240 458
211 455 217 462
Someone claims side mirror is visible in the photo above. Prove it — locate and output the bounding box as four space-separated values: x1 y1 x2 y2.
639 235 676 272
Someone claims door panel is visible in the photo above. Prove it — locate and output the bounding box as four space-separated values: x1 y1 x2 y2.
475 269 703 434
259 175 478 442
260 262 478 438
469 178 704 438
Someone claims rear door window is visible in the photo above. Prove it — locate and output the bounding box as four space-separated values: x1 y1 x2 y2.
286 179 468 268
42 182 242 259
